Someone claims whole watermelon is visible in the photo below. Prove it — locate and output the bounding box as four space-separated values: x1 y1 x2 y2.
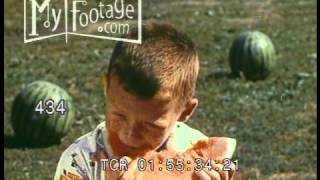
229 31 276 81
11 81 75 146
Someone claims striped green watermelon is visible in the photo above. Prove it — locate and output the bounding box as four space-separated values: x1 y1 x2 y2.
11 81 75 146
229 31 276 81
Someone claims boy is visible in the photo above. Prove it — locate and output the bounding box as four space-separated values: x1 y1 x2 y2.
54 21 236 180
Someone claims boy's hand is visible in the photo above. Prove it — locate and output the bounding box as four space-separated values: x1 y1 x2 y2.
194 162 236 180
106 156 144 180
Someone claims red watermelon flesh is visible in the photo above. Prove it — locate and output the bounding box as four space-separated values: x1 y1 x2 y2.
133 137 237 180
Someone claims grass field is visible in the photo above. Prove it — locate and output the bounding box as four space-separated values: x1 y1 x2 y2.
4 0 317 179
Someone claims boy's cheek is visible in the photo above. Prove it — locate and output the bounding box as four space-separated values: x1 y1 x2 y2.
144 131 168 147
107 118 123 131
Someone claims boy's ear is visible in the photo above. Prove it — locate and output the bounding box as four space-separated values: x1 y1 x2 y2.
178 98 198 123
103 72 109 96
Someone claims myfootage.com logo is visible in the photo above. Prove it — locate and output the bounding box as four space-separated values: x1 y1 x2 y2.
24 0 142 43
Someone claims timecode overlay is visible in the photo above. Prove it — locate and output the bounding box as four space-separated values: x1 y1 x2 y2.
89 158 239 172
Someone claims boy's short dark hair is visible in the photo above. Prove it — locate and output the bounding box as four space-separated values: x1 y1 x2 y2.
107 21 199 107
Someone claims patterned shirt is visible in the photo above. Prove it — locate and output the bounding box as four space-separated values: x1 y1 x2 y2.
54 121 207 180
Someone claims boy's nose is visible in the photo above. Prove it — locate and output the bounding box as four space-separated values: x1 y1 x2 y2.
127 122 142 139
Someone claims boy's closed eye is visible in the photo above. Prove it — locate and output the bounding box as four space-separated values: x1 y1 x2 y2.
111 110 165 128
143 122 166 131
111 112 127 120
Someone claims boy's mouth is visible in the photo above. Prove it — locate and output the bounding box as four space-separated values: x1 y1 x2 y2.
108 131 151 158
119 139 142 149
118 135 145 148
125 144 142 150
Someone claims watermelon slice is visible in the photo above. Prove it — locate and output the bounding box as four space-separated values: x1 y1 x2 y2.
134 137 237 180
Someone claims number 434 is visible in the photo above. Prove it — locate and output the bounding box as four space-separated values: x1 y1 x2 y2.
35 99 68 115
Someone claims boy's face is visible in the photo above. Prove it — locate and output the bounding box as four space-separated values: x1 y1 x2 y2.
104 75 198 158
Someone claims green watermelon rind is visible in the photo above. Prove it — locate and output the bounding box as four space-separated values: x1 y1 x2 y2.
229 31 276 81
11 81 76 146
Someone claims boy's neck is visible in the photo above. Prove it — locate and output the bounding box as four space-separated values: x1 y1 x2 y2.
156 133 175 152
155 137 169 152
